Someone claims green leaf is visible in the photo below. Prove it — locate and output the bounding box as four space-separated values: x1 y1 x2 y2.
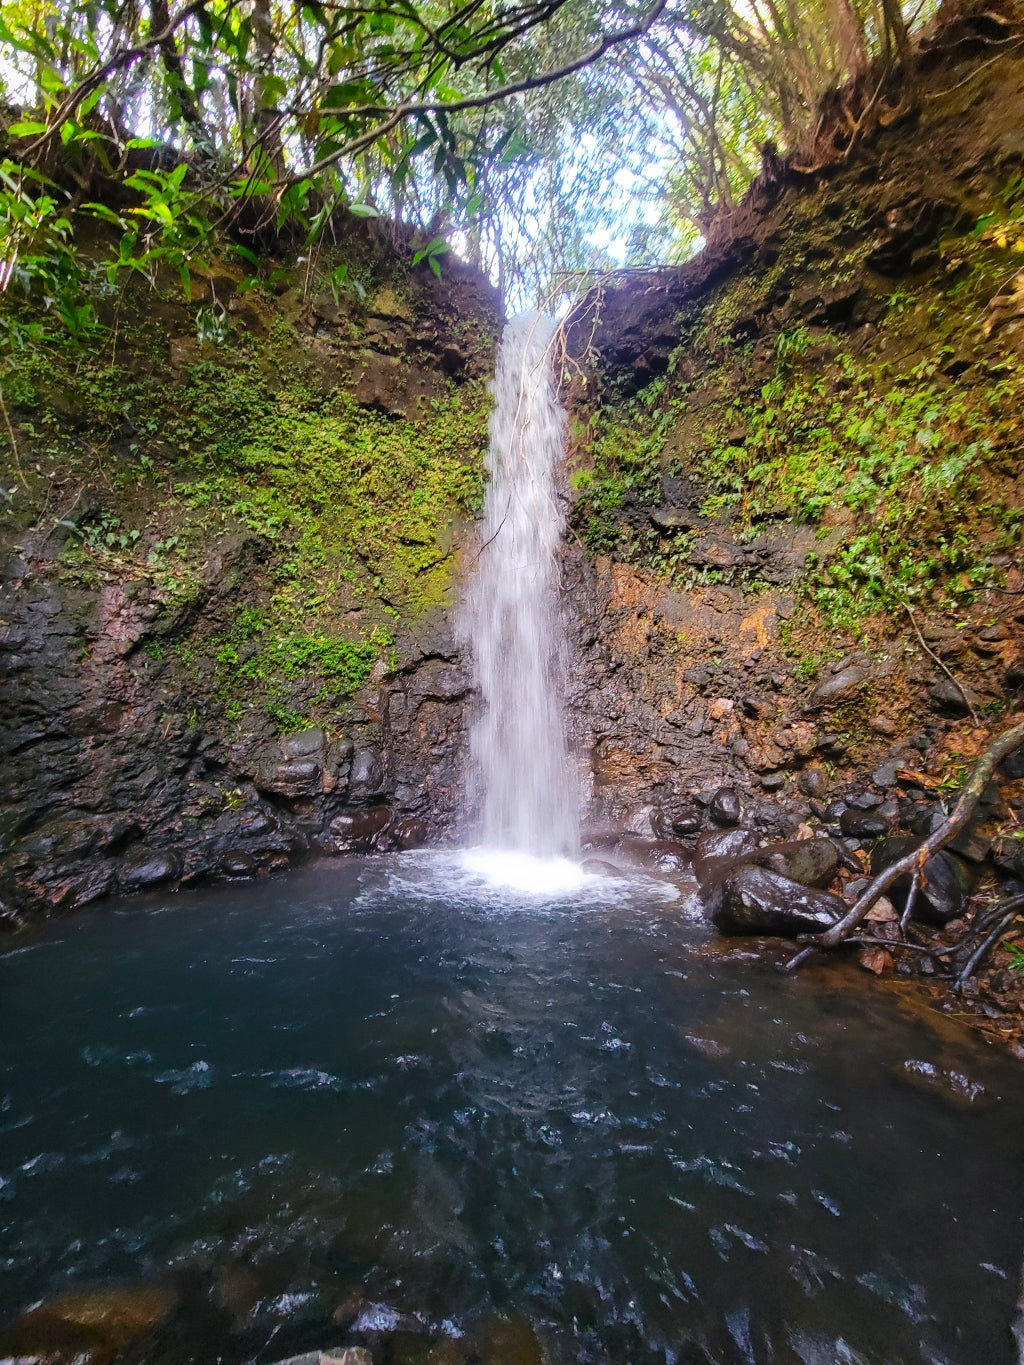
348 201 381 218
82 201 126 226
8 120 49 136
411 236 449 266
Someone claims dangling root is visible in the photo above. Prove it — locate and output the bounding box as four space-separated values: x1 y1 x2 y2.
782 715 1024 974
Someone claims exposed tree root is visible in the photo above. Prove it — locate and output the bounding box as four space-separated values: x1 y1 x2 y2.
782 716 1024 975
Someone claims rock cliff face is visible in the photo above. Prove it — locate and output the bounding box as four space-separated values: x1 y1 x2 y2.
561 23 1024 851
0 221 500 922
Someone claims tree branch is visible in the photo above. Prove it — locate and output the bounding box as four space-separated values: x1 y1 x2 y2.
272 0 670 188
782 715 1024 971
21 0 216 159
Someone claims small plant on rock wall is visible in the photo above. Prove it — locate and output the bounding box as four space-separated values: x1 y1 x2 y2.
774 326 812 363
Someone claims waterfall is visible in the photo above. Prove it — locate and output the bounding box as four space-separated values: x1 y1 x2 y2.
460 312 579 860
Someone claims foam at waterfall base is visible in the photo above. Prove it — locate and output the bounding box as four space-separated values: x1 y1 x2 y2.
350 849 686 914
459 848 593 896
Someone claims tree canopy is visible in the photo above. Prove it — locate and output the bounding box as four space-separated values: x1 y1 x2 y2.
0 0 941 311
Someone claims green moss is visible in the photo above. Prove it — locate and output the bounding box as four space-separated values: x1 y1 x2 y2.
574 202 1024 637
571 389 673 552
0 285 490 625
200 604 393 730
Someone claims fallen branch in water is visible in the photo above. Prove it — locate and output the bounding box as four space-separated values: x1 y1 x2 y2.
782 715 1024 973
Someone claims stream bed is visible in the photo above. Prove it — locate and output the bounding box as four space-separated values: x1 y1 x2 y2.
1 854 1023 1364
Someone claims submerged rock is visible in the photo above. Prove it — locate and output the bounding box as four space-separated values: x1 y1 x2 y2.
896 1059 990 1110
0 1282 177 1365
582 857 620 876
714 865 845 937
468 1313 545 1365
869 836 973 924
273 1350 372 1365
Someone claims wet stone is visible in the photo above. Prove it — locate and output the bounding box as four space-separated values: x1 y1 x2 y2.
798 766 828 799
694 827 758 882
636 840 691 873
662 804 702 836
839 808 891 839
760 837 840 889
391 816 429 850
329 807 393 851
119 849 181 890
870 836 973 924
872 760 899 787
909 804 946 837
928 678 980 717
582 857 619 876
806 660 874 709
280 727 327 758
220 849 257 876
708 786 741 826
714 865 845 938
946 827 992 863
349 747 384 799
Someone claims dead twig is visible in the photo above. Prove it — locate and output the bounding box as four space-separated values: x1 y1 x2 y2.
0 385 29 490
846 935 959 956
902 599 980 727
899 868 921 931
954 908 1020 993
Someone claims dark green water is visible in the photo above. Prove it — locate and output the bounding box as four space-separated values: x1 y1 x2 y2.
1 854 1022 1364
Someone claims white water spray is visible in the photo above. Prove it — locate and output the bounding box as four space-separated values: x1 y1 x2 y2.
459 312 579 874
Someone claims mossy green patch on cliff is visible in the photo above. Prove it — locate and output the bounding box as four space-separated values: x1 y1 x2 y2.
174 353 488 612
569 383 673 552
571 200 1024 643
0 249 494 738
0 295 490 621
202 604 393 731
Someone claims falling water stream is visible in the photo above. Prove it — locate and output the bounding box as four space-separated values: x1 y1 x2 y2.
459 313 580 887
